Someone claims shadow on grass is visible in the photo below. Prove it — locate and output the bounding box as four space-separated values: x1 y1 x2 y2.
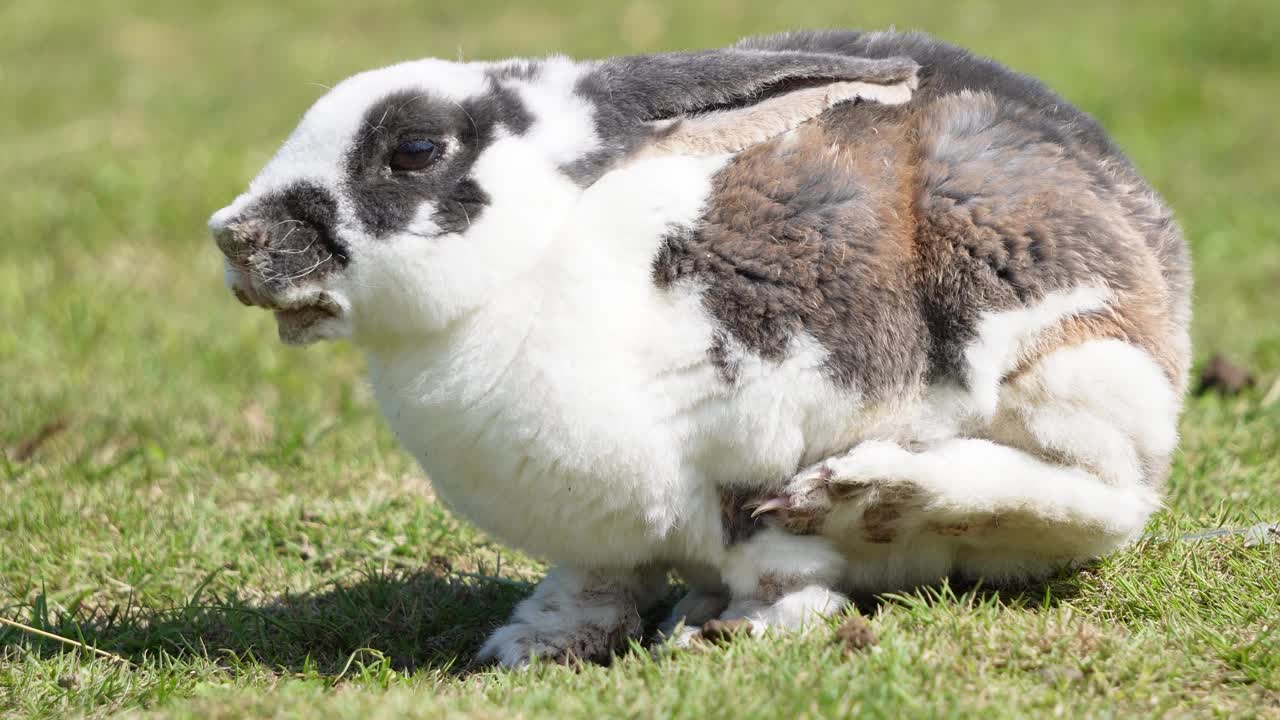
848 562 1093 617
2 566 530 676
2 563 1091 676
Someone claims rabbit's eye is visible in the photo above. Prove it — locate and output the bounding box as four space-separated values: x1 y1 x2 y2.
390 139 440 172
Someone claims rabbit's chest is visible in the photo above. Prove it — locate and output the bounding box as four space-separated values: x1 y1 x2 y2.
367 341 717 567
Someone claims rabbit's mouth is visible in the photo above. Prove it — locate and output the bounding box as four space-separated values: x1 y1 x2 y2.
273 302 342 344
224 265 347 344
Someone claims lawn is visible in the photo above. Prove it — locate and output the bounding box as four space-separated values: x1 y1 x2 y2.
1 0 1277 717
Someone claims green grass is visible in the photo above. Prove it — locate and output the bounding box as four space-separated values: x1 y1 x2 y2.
2 0 1278 717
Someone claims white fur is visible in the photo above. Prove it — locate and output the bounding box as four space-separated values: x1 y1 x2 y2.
724 585 850 636
513 58 601 165
722 528 845 599
963 285 1110 419
211 57 1178 666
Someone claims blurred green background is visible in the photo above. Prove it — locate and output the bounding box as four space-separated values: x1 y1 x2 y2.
2 0 1277 425
1 1 1277 717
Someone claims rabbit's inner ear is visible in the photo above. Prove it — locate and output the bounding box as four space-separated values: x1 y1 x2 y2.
638 79 914 158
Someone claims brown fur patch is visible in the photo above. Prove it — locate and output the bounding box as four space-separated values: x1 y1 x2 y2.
862 502 901 544
777 505 828 536
755 572 805 603
653 103 928 398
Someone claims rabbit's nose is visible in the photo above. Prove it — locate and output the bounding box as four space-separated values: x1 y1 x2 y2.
209 204 265 259
211 223 240 256
209 209 242 252
211 217 267 261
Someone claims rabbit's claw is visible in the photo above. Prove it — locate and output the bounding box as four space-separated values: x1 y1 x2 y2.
749 441 916 534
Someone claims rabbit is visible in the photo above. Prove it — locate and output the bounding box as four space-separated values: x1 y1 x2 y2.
209 29 1190 668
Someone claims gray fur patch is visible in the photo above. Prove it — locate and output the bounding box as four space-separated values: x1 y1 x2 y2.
343 83 531 237
487 60 542 82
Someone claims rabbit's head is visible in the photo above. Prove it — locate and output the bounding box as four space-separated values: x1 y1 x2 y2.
208 50 917 344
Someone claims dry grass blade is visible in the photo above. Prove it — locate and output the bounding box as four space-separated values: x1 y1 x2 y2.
0 616 134 667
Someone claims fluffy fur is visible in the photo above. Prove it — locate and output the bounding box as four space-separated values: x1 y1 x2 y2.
209 30 1190 667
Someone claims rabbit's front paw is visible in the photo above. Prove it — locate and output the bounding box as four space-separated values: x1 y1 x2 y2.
477 569 648 669
478 605 642 669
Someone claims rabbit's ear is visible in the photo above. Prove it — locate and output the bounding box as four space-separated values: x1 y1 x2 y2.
576 50 918 163
583 50 918 122
637 78 914 158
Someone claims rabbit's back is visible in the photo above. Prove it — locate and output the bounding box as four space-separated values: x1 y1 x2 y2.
659 31 1190 418
742 30 1191 390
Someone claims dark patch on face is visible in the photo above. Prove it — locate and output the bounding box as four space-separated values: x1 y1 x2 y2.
564 69 663 186
343 83 531 238
652 107 929 398
218 182 347 294
567 49 918 186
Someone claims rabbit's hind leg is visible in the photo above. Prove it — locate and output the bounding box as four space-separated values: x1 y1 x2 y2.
754 338 1177 587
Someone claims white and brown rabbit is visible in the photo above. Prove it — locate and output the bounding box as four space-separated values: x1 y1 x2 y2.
209 30 1190 667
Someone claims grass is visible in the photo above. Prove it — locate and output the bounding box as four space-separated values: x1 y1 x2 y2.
1 0 1278 716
